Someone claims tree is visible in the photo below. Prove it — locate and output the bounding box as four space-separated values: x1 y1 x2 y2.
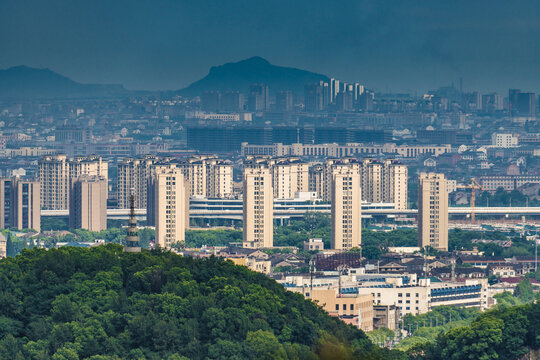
362 245 382 260
439 316 503 360
514 279 535 302
245 330 287 360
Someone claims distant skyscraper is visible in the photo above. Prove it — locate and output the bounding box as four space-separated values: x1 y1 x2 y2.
304 83 324 112
517 92 536 116
243 165 273 248
248 84 269 111
276 90 294 112
330 78 340 103
336 91 354 111
353 83 364 101
418 173 448 251
508 89 520 114
221 91 243 112
69 175 107 232
201 91 221 112
331 166 362 250
358 92 374 112
322 81 330 108
482 93 503 113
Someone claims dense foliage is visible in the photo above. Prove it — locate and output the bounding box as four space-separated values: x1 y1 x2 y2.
184 229 242 248
409 301 540 360
0 245 406 360
476 188 540 207
395 307 480 352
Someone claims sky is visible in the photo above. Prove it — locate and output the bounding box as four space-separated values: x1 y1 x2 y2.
1 0 540 93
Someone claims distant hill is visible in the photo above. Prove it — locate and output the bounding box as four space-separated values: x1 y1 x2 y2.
0 244 406 359
0 66 131 99
178 56 329 96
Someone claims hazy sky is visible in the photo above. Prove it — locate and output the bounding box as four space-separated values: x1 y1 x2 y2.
1 0 540 93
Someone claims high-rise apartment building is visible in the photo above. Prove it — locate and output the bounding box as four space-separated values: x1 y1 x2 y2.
276 90 294 112
418 173 448 251
69 175 107 232
201 91 221 112
308 163 325 200
304 83 324 112
316 158 407 209
322 158 361 202
117 156 158 209
243 165 273 248
383 160 408 210
0 179 12 229
205 158 234 198
39 154 70 210
221 91 244 112
509 89 536 116
177 158 207 197
330 78 340 103
248 84 269 111
270 159 309 199
244 157 309 200
0 178 40 232
331 166 362 250
118 156 234 207
39 155 108 210
150 167 188 249
361 159 384 203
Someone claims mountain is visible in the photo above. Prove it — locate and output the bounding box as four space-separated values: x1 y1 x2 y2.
0 66 130 99
178 56 329 96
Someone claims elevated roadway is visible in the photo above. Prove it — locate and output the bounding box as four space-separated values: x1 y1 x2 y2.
41 207 540 221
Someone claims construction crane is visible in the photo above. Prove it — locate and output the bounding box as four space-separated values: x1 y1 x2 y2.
457 178 483 222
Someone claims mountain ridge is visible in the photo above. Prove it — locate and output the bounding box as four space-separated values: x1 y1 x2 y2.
0 65 130 99
178 56 329 96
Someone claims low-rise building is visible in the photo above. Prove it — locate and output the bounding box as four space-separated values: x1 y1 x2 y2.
304 238 324 251
310 288 374 332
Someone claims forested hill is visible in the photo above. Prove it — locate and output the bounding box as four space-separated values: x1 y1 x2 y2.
0 245 405 360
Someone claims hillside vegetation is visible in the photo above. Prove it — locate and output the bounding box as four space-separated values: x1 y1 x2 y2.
0 245 405 360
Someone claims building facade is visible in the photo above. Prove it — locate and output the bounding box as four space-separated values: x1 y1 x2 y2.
243 165 273 248
0 178 40 232
69 175 107 232
39 155 108 210
331 166 362 250
205 158 234 198
117 156 158 209
418 173 449 251
150 167 188 249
